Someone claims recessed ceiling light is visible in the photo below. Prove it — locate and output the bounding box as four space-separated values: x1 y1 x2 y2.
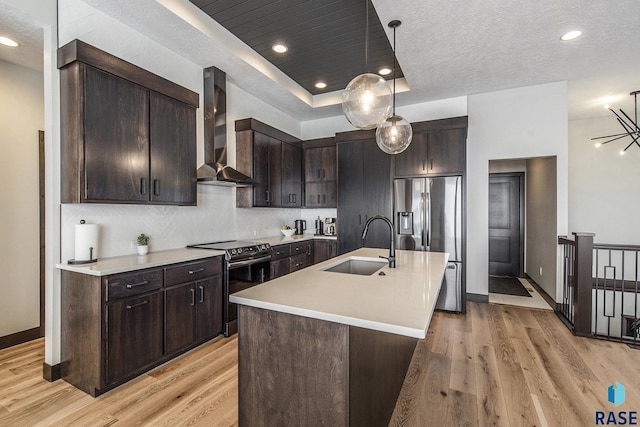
0 36 19 47
378 68 392 76
272 44 288 53
315 82 327 89
561 30 582 41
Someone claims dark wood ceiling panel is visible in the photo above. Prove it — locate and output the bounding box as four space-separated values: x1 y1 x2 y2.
189 0 403 95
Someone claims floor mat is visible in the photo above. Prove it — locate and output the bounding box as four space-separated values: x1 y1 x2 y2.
489 276 531 297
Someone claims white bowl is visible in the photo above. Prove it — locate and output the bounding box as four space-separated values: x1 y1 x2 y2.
281 229 295 237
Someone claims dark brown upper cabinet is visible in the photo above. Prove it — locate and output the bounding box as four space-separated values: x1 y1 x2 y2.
58 40 199 205
394 117 467 177
304 138 337 208
236 118 303 208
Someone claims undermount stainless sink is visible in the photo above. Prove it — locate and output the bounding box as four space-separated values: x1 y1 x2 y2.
320 256 387 275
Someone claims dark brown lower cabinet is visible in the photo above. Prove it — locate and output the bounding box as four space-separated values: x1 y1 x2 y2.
313 239 338 264
165 277 223 356
60 255 223 397
106 292 163 384
270 258 290 279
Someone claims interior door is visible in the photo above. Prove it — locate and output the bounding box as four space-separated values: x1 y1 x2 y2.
488 174 523 277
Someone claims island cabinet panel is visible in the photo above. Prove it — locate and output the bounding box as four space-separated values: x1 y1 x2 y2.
238 306 417 427
238 306 349 427
60 255 223 397
336 136 392 255
58 39 198 206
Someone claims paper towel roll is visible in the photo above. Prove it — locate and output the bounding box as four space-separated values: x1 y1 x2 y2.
74 223 99 261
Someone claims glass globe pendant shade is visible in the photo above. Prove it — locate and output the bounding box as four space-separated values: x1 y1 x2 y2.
342 73 393 130
376 115 413 154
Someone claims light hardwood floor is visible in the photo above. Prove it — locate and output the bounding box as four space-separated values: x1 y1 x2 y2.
1 303 639 426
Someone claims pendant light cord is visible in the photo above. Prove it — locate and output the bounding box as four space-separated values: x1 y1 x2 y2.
365 0 369 72
392 24 396 116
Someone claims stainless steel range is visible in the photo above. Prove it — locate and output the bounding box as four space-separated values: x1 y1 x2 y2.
188 240 272 336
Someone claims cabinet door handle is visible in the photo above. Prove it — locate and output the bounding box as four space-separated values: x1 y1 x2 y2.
140 178 147 195
293 194 296 203
199 285 204 303
422 160 426 171
317 168 321 179
322 169 325 179
266 190 270 203
317 194 320 204
322 194 326 204
126 280 149 289
307 244 311 255
126 300 148 310
153 179 160 196
188 268 205 275
190 288 195 306
430 158 433 170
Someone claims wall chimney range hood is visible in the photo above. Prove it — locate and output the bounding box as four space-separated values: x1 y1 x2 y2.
197 66 255 186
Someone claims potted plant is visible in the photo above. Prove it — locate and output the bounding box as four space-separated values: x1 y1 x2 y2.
136 233 150 255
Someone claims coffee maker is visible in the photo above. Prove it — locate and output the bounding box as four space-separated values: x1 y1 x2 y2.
324 217 336 236
294 219 306 235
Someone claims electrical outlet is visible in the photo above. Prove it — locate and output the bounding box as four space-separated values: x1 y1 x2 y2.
539 266 543 276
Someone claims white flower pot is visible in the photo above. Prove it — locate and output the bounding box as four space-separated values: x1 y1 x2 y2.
137 245 149 255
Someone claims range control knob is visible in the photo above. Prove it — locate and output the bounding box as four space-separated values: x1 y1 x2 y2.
231 249 236 255
238 248 243 254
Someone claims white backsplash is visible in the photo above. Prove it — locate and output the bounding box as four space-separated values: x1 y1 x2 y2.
61 185 337 261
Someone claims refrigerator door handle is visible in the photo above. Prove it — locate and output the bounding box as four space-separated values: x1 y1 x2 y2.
425 190 431 248
420 191 426 248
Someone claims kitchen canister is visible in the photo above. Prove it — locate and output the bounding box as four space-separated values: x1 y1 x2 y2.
69 220 99 264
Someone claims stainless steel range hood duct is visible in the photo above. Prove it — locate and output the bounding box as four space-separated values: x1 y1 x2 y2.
197 66 255 186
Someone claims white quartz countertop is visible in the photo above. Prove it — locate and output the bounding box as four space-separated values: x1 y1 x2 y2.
230 247 449 339
255 234 336 246
56 248 224 276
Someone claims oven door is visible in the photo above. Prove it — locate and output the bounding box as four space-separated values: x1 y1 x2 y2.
225 255 271 336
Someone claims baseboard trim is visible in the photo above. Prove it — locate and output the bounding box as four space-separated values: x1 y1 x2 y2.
43 362 61 382
0 327 42 350
466 293 489 304
524 274 557 310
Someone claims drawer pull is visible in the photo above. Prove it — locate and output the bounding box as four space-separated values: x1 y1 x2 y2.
126 281 149 289
126 300 148 310
295 247 300 252
188 268 205 275
199 285 204 303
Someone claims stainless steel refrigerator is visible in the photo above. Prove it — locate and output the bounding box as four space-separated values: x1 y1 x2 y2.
394 177 464 312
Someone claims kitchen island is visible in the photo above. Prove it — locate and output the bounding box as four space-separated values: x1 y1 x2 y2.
230 247 449 427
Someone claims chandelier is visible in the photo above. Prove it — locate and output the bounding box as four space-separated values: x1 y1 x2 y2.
592 91 640 155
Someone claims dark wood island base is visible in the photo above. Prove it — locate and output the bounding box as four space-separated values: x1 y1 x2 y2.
238 305 418 427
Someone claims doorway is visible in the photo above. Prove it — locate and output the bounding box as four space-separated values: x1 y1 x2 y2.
488 173 524 278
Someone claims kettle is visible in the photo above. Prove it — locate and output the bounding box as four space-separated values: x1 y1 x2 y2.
294 219 306 235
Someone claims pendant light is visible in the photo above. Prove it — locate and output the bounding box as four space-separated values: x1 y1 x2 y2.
376 20 412 154
342 0 393 130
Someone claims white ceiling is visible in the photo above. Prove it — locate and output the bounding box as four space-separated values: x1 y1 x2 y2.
2 0 640 121
0 3 43 72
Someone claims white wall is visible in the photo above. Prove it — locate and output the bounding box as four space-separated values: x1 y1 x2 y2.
0 0 60 365
0 60 43 337
467 82 569 300
525 157 557 297
569 116 640 244
301 96 467 139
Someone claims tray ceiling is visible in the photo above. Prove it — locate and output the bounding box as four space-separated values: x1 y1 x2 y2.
188 0 404 95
